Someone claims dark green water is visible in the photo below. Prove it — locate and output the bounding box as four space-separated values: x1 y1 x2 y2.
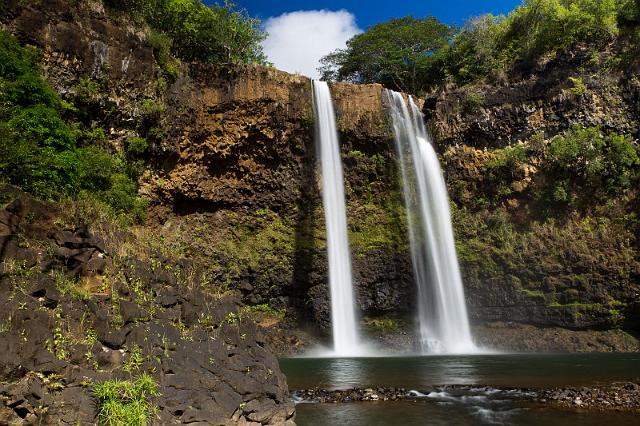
280 354 640 426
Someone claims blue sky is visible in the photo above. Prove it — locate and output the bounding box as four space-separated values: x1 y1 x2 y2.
232 0 524 28
208 1 525 78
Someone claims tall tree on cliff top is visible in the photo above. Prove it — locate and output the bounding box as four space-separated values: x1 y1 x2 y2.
318 17 453 95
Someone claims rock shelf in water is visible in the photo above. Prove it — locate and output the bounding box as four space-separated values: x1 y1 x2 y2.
292 382 640 412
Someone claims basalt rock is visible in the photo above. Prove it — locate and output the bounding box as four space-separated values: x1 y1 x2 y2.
2 0 639 359
429 45 640 149
0 186 295 425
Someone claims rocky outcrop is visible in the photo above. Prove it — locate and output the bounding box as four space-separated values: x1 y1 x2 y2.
428 44 640 149
473 323 640 353
0 186 295 425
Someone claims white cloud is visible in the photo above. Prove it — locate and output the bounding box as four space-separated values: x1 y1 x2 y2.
262 10 362 79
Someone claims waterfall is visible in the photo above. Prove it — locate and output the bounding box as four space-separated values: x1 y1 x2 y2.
386 90 476 354
312 80 361 356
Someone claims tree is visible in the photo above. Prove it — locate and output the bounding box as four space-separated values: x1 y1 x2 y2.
444 14 505 85
319 17 454 94
498 0 620 60
106 0 267 65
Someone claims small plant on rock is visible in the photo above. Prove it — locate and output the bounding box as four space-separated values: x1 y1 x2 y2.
224 312 239 325
123 344 145 373
93 373 160 426
567 76 586 96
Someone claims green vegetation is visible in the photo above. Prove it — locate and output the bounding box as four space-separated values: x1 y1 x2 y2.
123 345 146 373
126 136 149 156
546 125 639 200
363 317 401 333
105 0 267 65
51 269 90 300
319 17 453 94
93 373 160 426
567 76 587 96
520 289 546 299
240 304 286 327
215 209 295 280
241 303 286 319
448 123 639 318
348 199 407 254
46 309 71 360
0 31 147 221
450 125 639 210
321 0 638 92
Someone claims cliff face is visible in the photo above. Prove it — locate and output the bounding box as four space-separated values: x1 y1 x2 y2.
146 64 413 340
1 3 639 401
1 2 298 425
429 45 640 149
430 44 640 340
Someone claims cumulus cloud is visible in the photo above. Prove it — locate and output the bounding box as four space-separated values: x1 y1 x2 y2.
262 10 361 79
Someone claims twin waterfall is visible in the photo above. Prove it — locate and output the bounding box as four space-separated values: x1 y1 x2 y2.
312 81 361 356
312 81 475 355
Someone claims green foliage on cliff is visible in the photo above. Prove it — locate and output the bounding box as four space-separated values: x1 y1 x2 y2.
546 125 639 201
448 125 640 317
446 0 638 84
321 0 637 91
0 31 147 221
452 200 639 308
449 126 639 211
105 0 267 65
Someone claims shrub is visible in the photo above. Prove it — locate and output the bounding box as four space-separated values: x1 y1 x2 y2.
567 76 586 96
462 90 485 113
547 125 639 196
80 127 108 146
74 77 101 103
106 0 267 65
126 136 149 155
141 99 166 116
0 31 147 221
146 30 180 78
499 0 620 60
7 105 76 151
93 373 160 426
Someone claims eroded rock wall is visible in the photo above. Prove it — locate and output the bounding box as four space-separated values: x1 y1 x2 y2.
145 64 414 342
429 45 640 335
2 0 639 365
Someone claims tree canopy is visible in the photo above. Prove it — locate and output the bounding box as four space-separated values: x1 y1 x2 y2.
320 0 638 93
105 0 267 65
318 17 454 94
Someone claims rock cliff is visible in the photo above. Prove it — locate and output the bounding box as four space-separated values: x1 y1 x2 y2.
430 42 640 344
1 9 639 419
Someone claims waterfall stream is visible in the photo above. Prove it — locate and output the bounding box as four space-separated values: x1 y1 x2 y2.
312 80 361 356
386 90 476 354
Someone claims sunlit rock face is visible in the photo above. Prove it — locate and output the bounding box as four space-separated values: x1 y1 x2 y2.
3 0 639 367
